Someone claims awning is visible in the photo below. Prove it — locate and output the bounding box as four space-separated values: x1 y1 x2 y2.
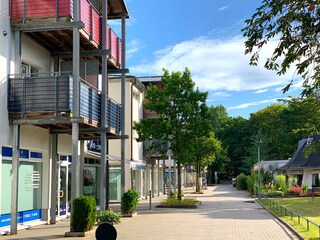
131 160 146 170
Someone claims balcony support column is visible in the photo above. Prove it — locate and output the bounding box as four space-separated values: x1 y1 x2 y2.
10 124 20 235
120 15 127 196
99 0 108 211
71 0 81 206
14 30 21 74
50 134 58 224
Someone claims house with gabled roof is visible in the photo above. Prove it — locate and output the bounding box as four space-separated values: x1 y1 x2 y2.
279 135 320 190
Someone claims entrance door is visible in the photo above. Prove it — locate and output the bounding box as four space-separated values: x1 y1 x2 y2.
57 162 70 218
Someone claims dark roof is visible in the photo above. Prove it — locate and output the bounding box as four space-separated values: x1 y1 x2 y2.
281 135 320 170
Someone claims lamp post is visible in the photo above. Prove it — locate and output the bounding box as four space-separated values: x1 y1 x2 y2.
258 131 262 199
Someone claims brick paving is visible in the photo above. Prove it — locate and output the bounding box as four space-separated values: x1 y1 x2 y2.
1 184 300 240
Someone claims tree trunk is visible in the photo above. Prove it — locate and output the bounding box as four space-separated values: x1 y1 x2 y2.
177 161 182 200
196 161 201 192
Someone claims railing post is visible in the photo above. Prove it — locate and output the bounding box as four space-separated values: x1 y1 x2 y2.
56 0 59 21
89 86 92 124
298 215 300 224
55 73 59 116
22 75 26 117
290 211 292 219
89 4 93 40
23 0 27 23
307 219 309 231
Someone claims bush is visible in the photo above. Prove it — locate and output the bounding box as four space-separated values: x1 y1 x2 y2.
266 191 284 197
302 184 309 193
160 198 198 206
97 208 121 224
275 174 288 194
247 173 258 194
236 173 248 190
121 189 139 214
71 195 96 232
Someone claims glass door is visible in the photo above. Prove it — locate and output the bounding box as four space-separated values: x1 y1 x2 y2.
57 162 69 218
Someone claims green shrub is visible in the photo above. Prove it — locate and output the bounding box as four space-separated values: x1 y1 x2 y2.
97 208 121 224
266 191 284 197
71 195 96 232
247 173 258 194
121 189 139 214
236 173 248 190
161 198 198 206
302 184 309 193
288 177 297 187
275 174 287 194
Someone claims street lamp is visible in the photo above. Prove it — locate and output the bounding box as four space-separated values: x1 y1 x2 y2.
257 131 262 199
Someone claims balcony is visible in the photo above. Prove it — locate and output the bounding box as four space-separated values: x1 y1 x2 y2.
8 73 121 137
10 0 123 68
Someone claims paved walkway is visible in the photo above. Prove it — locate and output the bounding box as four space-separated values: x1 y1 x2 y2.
2 185 300 240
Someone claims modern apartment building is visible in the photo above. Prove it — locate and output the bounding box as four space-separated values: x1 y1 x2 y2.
0 0 129 234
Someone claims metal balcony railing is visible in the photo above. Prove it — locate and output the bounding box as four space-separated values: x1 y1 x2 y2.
10 0 122 65
8 73 121 133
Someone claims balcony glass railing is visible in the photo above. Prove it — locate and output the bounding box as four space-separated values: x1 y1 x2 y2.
10 0 122 65
8 73 121 132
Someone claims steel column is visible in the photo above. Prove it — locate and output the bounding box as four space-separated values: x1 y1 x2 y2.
120 15 126 195
99 0 108 211
80 140 84 195
71 0 81 203
50 134 58 224
10 124 20 235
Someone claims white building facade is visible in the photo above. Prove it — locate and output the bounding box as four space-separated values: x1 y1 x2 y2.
0 0 129 234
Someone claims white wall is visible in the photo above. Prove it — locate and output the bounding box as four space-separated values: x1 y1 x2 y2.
22 35 52 73
0 1 13 148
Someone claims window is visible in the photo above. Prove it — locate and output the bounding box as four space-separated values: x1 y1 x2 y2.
307 138 313 145
133 91 140 102
22 63 39 77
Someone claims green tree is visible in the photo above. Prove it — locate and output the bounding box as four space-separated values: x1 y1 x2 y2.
191 132 222 192
134 68 208 200
242 0 320 96
249 104 289 159
220 117 254 176
283 95 320 136
209 105 231 138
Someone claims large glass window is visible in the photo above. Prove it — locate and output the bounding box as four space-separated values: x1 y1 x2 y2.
109 168 121 201
1 160 42 214
83 166 100 205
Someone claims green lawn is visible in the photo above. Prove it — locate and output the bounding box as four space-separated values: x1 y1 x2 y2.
260 197 320 240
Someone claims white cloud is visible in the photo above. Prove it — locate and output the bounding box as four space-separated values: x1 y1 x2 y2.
218 5 230 11
207 91 231 102
127 39 145 60
212 91 231 97
130 35 297 92
254 89 268 94
228 98 278 110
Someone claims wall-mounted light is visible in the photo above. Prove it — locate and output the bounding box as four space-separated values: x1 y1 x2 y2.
3 31 7 37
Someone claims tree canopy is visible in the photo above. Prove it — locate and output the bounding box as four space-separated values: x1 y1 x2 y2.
242 0 320 96
134 68 208 199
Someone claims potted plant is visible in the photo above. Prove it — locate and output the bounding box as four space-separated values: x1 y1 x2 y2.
97 208 121 225
121 189 139 217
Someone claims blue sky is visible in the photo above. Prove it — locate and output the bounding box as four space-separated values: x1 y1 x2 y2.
112 0 302 119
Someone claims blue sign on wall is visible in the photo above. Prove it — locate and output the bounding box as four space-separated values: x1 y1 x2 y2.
87 140 101 154
0 209 42 227
2 147 42 161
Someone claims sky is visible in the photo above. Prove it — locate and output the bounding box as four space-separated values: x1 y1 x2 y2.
111 0 302 119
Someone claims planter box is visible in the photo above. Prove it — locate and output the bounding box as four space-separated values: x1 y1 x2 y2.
121 212 137 218
156 201 201 209
65 229 95 237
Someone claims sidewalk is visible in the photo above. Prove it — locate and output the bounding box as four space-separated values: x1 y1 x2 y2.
2 185 300 240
